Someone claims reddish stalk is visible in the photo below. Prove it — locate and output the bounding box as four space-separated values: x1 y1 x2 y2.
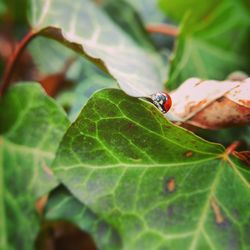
0 30 38 96
146 24 179 37
225 141 241 156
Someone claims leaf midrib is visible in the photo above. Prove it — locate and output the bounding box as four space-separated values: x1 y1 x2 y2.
55 156 219 171
2 137 54 158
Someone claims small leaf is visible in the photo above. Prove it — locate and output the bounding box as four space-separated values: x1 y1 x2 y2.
0 83 69 249
29 0 166 96
52 89 250 249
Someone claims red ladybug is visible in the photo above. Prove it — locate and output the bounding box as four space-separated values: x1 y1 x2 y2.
150 92 172 113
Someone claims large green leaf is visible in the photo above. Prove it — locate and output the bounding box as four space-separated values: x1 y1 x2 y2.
29 0 166 96
52 89 250 249
0 83 69 250
162 0 250 89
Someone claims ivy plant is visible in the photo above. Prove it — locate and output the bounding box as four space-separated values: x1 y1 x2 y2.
0 0 249 250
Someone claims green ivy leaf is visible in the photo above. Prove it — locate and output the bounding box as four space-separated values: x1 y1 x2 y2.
29 0 166 96
162 0 250 89
52 89 250 249
45 185 122 250
158 0 220 24
0 83 69 250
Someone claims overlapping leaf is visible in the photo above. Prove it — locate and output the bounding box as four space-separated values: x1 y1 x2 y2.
29 0 166 96
45 186 122 250
0 83 69 250
126 0 165 24
160 0 250 89
52 89 250 250
100 0 154 50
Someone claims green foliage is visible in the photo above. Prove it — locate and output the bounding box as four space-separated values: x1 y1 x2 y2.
0 0 249 249
160 0 250 89
3 0 28 23
101 0 154 50
0 1 6 17
158 0 220 24
0 84 69 249
53 89 250 250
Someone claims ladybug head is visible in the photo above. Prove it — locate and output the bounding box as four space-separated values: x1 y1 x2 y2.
151 92 172 113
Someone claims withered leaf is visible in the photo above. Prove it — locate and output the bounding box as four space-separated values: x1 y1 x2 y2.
167 77 250 129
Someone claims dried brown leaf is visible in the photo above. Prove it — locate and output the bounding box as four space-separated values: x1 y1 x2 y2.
167 77 250 129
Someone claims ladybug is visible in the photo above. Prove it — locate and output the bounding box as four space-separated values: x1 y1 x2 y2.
150 92 172 113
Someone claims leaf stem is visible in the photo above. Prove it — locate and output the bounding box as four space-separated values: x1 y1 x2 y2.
146 24 179 37
0 30 38 96
225 141 241 156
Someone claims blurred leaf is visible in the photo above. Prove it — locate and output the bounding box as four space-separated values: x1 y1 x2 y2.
29 0 166 96
29 37 118 115
197 126 250 150
126 0 165 24
44 186 121 250
28 37 74 76
66 74 117 121
158 0 220 24
0 1 6 17
52 89 250 249
4 0 28 23
0 83 69 250
100 0 154 50
163 0 250 89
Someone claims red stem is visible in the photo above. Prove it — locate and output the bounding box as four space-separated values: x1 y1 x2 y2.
146 24 179 37
225 141 241 155
0 30 38 96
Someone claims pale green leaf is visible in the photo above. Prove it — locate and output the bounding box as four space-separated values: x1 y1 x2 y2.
29 0 166 96
0 83 69 250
